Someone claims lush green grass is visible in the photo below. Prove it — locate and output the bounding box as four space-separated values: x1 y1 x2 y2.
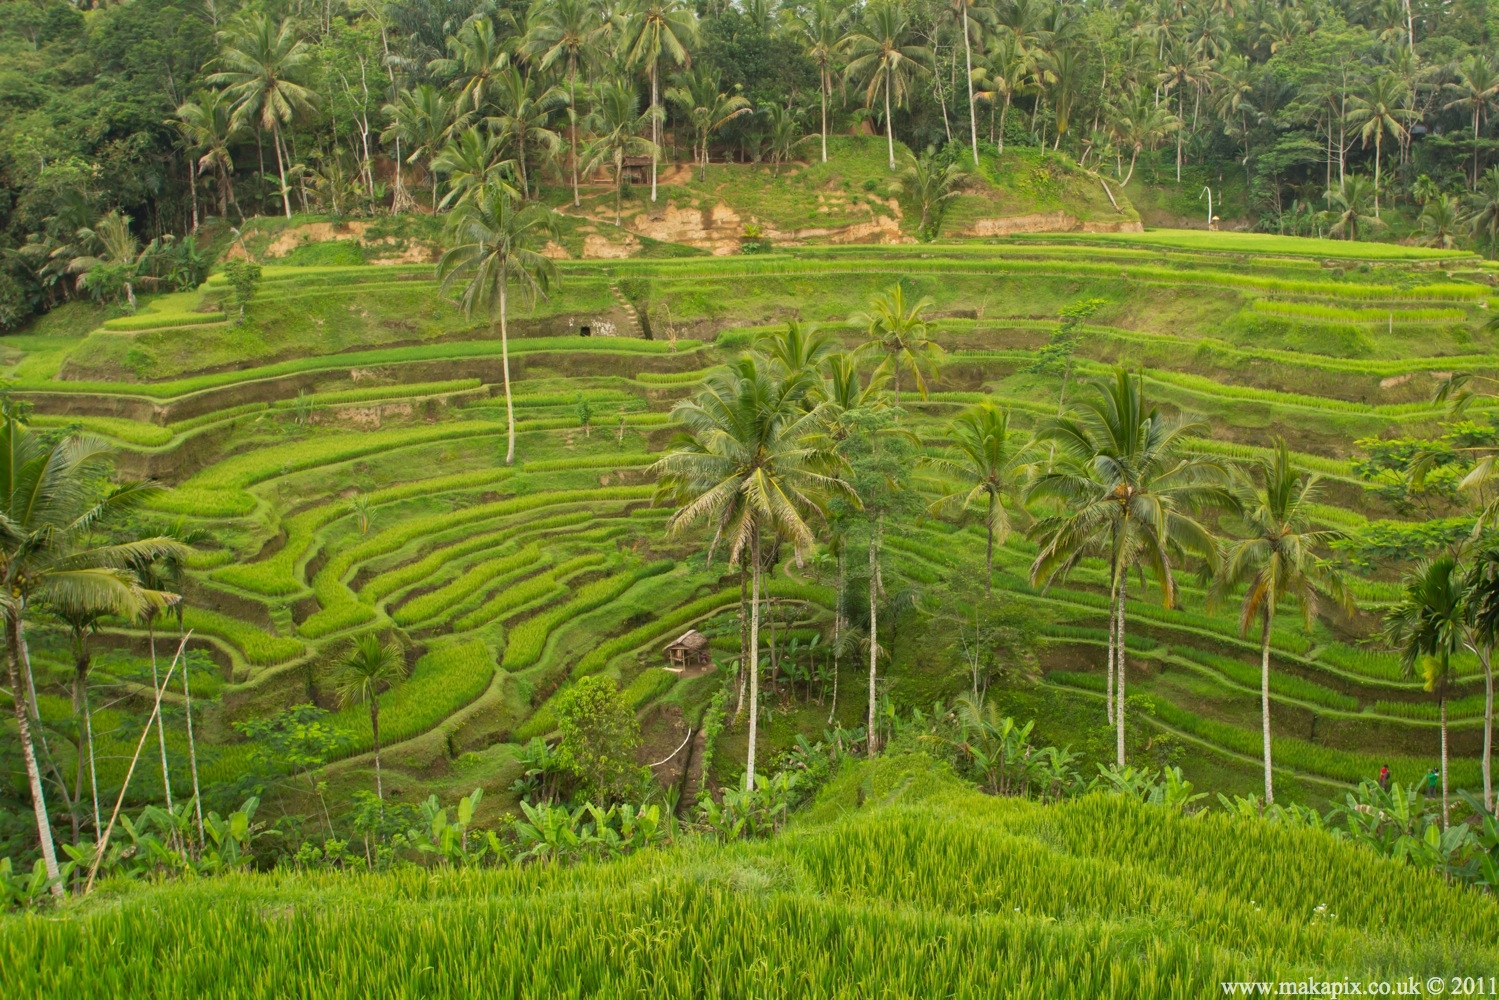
4 757 1493 998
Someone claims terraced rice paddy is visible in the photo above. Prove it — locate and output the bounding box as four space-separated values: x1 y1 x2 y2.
11 231 1499 811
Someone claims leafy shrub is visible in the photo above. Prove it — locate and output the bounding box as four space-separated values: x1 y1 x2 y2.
283 241 366 267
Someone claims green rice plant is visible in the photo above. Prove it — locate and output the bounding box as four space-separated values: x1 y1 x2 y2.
11 753 1494 997
268 380 484 407
27 415 176 448
500 561 674 671
187 421 502 490
297 601 377 640
326 640 494 759
520 453 655 472
1249 300 1468 324
179 607 303 666
99 311 227 331
360 512 594 604
450 552 608 633
392 545 543 626
1170 649 1360 711
1147 699 1482 789
636 368 719 384
621 667 677 708
144 487 257 518
1370 694 1488 721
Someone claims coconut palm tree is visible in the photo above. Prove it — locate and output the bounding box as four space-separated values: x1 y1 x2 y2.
1108 89 1180 187
1346 75 1416 217
580 80 658 225
852 283 942 410
762 103 805 178
433 125 519 211
437 188 560 466
382 85 458 213
1419 194 1463 249
521 0 605 205
172 91 243 221
1384 555 1466 829
1324 175 1381 241
619 0 698 203
792 0 845 163
0 406 184 894
652 356 851 789
488 67 565 200
1028 370 1224 767
66 212 145 311
842 3 932 170
1469 166 1499 258
893 146 965 240
333 634 408 801
666 68 751 181
1210 439 1353 807
208 13 318 219
924 403 1034 596
755 321 842 384
429 14 512 116
945 0 982 165
1444 54 1499 189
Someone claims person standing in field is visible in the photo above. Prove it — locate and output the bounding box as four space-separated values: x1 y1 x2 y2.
1378 765 1391 793
1424 767 1439 798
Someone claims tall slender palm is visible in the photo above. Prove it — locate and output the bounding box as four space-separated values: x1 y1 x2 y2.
842 3 932 170
1346 75 1416 217
1109 89 1179 187
756 320 842 383
488 67 565 199
619 0 698 203
652 356 851 790
924 403 1034 596
1210 439 1353 807
852 283 942 410
333 634 408 801
1418 194 1463 249
382 85 458 213
1384 555 1465 829
0 407 183 893
208 13 318 219
522 0 605 206
666 68 751 181
172 91 243 221
1464 548 1499 813
1444 54 1499 189
580 80 658 225
793 0 845 163
894 146 965 239
429 15 511 116
1029 370 1224 767
947 0 982 165
437 189 560 466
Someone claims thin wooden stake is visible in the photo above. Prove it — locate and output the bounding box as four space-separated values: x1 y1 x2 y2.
84 633 191 895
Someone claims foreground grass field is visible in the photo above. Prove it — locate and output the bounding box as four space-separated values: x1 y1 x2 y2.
3 757 1492 998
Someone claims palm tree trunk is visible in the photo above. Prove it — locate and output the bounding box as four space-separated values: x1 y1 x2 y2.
650 63 660 203
1106 576 1117 724
962 5 978 166
746 529 762 790
272 122 293 219
500 280 515 466
885 74 896 171
999 92 1010 154
1482 645 1495 813
821 74 829 163
868 519 881 757
84 687 100 841
571 70 581 208
1440 689 1449 830
829 546 844 725
736 563 748 719
7 610 61 893
1260 607 1275 807
181 634 203 843
371 699 383 801
1116 571 1127 767
148 620 174 812
984 499 994 597
1374 129 1382 218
